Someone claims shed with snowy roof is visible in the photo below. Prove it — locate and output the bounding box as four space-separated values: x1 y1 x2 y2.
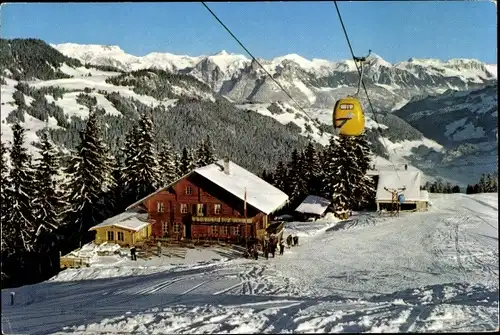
88 210 152 247
375 170 428 212
295 195 331 219
125 158 289 243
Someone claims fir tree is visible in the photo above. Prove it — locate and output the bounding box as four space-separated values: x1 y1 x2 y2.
466 184 473 194
194 135 216 168
120 124 141 206
134 109 161 198
179 147 191 175
322 135 360 213
478 173 486 193
32 130 66 238
202 135 217 165
173 150 182 178
109 155 127 214
348 135 376 209
485 173 497 192
451 185 461 193
0 138 11 253
302 141 322 195
100 155 120 218
30 130 68 281
286 149 307 203
158 140 178 185
187 148 197 172
61 110 114 250
3 123 36 254
272 160 288 192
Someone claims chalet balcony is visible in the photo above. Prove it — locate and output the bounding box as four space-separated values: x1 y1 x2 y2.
191 216 253 224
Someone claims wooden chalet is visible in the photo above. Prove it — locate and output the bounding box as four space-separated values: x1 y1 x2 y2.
126 158 289 243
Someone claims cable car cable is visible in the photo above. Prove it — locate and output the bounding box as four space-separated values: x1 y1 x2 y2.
201 2 320 127
333 0 402 181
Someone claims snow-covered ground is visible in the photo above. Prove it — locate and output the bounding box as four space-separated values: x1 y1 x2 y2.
1 193 498 334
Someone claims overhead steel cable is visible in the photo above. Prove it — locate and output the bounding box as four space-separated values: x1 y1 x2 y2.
333 0 403 180
201 1 321 126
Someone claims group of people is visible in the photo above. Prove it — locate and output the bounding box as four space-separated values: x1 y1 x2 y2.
243 233 299 260
286 234 299 248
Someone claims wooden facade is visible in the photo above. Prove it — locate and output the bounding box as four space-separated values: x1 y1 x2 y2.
92 223 152 247
132 173 270 242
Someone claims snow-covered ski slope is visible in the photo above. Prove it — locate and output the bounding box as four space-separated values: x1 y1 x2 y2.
1 193 498 334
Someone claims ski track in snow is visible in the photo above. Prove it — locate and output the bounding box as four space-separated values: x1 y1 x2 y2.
1 194 498 334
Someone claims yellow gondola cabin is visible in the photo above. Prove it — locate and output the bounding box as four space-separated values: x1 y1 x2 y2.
333 96 365 136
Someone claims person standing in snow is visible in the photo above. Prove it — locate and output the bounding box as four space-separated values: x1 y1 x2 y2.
263 244 269 260
130 246 137 261
270 243 276 258
287 235 292 248
157 241 162 257
293 235 299 246
279 242 285 255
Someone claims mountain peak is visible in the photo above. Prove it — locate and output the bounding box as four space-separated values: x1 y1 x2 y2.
213 50 229 56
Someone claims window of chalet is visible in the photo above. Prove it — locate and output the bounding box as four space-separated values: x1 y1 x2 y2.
212 226 218 235
107 231 114 241
174 223 180 233
185 186 193 195
196 204 207 216
233 226 240 235
180 204 188 214
117 232 124 241
157 201 165 213
214 204 221 215
162 221 168 236
222 226 229 235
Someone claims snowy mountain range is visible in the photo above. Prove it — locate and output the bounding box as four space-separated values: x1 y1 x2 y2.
52 43 497 112
1 39 497 186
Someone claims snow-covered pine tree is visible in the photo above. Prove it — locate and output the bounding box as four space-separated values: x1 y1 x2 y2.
134 109 162 199
286 149 303 202
202 135 217 165
3 123 36 255
158 140 178 185
319 136 336 198
100 154 120 218
194 138 205 168
61 110 113 250
322 135 352 212
346 135 376 209
32 130 67 239
31 130 69 281
120 124 141 206
485 173 497 192
302 141 322 195
0 138 11 253
194 135 217 168
173 150 182 178
187 148 197 172
179 147 191 176
272 160 288 192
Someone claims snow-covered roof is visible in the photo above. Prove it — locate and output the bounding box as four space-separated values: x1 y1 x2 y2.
295 195 331 215
376 171 423 202
89 211 150 232
194 159 289 215
126 159 289 215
